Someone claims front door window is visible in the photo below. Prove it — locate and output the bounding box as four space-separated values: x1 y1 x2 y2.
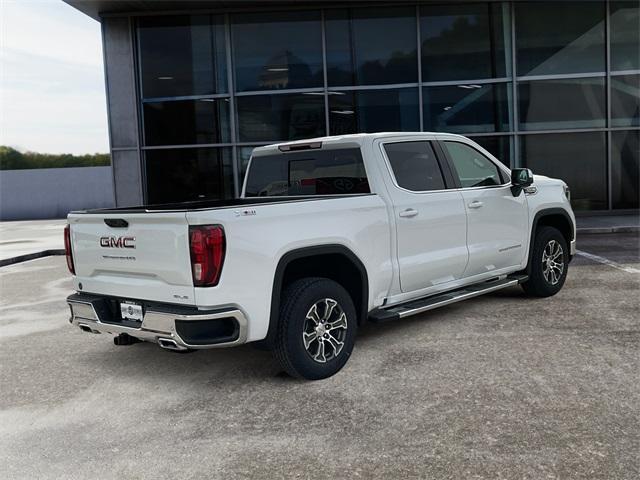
444 141 503 188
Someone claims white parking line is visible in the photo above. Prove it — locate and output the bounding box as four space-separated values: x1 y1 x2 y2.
575 249 640 274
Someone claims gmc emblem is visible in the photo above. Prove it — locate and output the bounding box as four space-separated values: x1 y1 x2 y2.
100 236 136 249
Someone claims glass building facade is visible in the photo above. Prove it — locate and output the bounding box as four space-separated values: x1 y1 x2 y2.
131 1 638 211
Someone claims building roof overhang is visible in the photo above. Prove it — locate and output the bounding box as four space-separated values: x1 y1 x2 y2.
63 0 403 20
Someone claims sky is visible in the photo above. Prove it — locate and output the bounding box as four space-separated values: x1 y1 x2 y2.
1 0 108 154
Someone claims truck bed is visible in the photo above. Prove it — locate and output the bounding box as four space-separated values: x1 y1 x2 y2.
74 194 372 214
67 192 389 317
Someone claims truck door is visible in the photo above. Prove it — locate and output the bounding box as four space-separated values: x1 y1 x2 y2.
379 139 469 293
440 140 528 277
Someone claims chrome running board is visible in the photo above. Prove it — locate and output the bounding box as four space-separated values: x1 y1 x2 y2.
369 274 528 323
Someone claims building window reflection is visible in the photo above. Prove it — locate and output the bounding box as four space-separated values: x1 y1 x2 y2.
133 3 638 211
138 15 227 98
329 89 419 135
611 130 639 210
610 1 640 72
611 74 640 128
143 98 231 146
515 1 605 76
145 148 234 204
423 83 511 134
421 3 511 81
518 77 606 131
236 93 326 142
325 7 417 86
521 132 607 211
231 11 323 92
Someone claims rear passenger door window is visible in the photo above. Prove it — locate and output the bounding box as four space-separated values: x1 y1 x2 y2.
444 141 503 188
384 141 446 192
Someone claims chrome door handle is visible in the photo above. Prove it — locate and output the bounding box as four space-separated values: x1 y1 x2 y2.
399 208 418 218
468 201 484 209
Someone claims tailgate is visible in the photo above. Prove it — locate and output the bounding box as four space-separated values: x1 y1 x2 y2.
68 212 195 304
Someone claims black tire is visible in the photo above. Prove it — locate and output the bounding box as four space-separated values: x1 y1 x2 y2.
522 226 569 297
274 277 357 380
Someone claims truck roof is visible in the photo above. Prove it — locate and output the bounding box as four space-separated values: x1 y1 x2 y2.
253 132 468 155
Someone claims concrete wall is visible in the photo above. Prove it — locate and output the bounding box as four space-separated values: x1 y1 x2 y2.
0 167 115 220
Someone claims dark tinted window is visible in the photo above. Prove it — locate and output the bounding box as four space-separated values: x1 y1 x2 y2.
521 132 607 211
145 148 234 204
143 98 230 146
420 3 510 81
611 74 640 128
138 15 227 98
236 93 325 142
515 2 605 76
611 130 639 210
384 142 445 192
423 83 511 134
231 11 323 92
611 1 640 71
244 148 369 197
518 78 605 131
325 7 417 86
328 88 419 135
445 141 502 188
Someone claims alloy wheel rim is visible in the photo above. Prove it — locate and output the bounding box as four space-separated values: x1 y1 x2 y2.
302 298 348 363
542 240 564 285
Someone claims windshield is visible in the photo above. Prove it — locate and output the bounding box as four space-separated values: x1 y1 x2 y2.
244 148 370 197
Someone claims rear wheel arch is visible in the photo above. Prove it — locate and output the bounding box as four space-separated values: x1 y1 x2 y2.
527 208 574 274
263 245 369 349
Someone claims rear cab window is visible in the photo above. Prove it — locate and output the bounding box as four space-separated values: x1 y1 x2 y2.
244 147 370 197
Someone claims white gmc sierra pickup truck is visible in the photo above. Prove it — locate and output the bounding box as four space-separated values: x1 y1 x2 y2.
66 132 576 380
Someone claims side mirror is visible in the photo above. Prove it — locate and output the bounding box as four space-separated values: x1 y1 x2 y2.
510 168 534 196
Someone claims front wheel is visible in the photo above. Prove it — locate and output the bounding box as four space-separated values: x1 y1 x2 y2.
521 226 569 297
274 277 357 380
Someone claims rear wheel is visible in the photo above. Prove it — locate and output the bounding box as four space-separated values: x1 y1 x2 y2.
274 277 357 380
522 226 569 297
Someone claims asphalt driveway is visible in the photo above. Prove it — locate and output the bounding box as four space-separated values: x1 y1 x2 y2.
1 234 638 479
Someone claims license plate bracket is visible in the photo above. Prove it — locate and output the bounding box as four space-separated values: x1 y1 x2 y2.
120 301 143 322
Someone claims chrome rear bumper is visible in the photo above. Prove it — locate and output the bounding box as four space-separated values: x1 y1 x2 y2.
68 294 248 350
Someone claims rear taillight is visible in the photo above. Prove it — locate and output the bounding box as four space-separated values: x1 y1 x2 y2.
189 225 225 287
64 224 75 274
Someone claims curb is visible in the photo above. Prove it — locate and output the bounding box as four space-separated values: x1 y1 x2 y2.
0 249 65 267
577 226 640 235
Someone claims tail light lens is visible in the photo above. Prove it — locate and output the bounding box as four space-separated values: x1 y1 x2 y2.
64 224 75 274
189 225 225 287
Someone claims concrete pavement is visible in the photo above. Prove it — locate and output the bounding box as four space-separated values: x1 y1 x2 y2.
0 219 66 266
0 234 638 479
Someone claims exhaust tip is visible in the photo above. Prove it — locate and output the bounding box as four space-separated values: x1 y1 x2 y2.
158 338 186 351
78 323 99 334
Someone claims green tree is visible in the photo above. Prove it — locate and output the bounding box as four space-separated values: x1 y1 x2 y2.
0 146 110 170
